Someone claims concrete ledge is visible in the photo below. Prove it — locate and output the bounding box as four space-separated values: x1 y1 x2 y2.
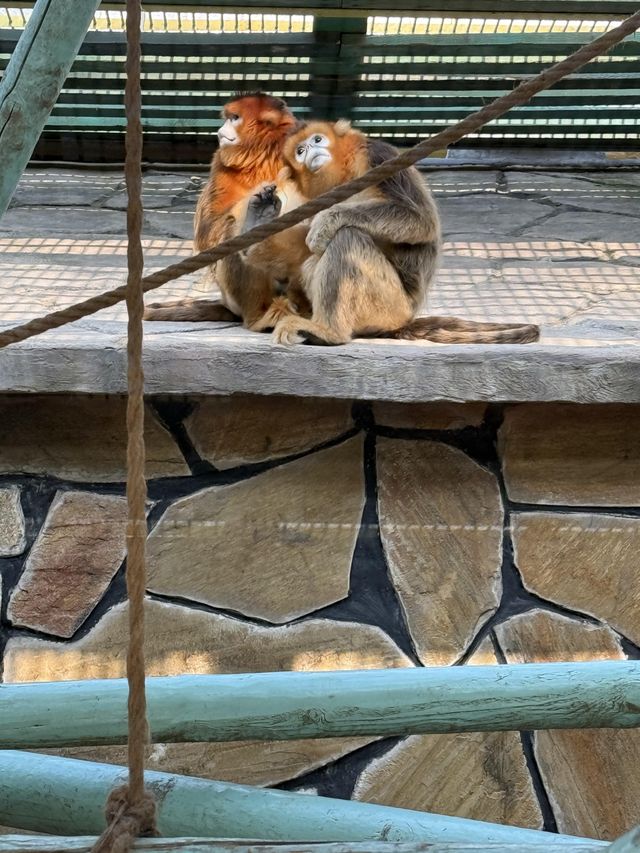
2 168 639 404
1 320 639 403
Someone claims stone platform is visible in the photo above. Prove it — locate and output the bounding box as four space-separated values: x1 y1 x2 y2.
1 167 639 401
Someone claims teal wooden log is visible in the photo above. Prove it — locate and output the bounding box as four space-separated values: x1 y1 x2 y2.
0 751 605 846
0 837 609 852
0 663 638 748
608 824 640 852
0 0 101 218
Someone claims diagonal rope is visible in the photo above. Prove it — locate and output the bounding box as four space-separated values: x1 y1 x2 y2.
0 8 639 351
91 0 157 849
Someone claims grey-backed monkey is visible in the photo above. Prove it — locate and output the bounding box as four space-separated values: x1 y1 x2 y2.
143 92 305 327
244 120 540 345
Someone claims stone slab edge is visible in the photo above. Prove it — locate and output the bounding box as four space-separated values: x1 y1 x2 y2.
1 324 639 402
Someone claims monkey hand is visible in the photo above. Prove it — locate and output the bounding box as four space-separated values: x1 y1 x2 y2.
305 209 344 255
241 183 282 235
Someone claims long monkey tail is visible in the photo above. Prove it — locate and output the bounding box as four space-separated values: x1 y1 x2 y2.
384 315 540 344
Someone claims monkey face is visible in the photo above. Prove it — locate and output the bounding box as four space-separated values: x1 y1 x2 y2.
217 93 296 158
283 120 368 199
217 112 242 148
293 132 332 173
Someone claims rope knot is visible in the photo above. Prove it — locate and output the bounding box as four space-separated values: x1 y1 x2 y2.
93 784 158 853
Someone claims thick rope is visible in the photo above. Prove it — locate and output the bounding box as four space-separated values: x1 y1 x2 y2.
0 9 639 351
91 1 157 850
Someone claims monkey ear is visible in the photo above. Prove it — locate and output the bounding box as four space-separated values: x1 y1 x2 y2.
334 119 352 136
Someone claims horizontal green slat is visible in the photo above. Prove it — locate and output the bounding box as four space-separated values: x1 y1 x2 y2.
34 74 640 96
5 68 636 93
34 129 636 151
49 103 640 121
123 0 640 13
315 0 640 11
358 74 640 91
48 89 640 107
348 32 640 49
5 28 639 57
43 115 640 135
51 57 640 77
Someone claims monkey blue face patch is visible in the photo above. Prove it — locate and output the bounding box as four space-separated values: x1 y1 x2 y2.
295 133 332 172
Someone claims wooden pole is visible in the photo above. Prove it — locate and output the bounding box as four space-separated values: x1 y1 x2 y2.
0 837 609 853
0 751 605 847
608 825 640 852
0 0 101 218
1 663 639 748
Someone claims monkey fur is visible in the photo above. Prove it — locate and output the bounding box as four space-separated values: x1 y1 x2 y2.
143 92 304 328
247 119 539 346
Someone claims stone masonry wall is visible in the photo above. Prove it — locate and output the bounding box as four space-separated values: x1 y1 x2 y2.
1 394 639 840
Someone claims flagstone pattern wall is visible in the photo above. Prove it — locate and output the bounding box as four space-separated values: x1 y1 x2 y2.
1 394 639 841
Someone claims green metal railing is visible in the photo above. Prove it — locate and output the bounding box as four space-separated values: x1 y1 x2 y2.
0 1 638 161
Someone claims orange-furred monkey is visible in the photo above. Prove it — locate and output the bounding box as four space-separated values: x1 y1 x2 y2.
244 120 540 345
144 92 305 327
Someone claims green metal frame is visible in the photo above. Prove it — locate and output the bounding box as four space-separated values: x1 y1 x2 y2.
1 3 640 850
2 0 640 161
0 0 101 215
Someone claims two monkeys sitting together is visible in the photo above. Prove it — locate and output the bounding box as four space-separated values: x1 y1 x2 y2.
145 93 538 346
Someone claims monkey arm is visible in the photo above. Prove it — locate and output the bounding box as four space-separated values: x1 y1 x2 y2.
236 182 311 280
306 200 439 255
194 206 234 253
245 225 311 280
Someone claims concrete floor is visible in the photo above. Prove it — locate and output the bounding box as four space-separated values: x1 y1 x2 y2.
1 166 639 349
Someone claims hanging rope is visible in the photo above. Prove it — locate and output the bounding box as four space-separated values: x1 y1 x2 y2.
0 8 638 351
91 1 158 850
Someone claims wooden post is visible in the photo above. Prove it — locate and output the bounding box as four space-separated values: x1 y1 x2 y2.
0 751 605 846
0 0 101 217
608 824 640 852
0 837 609 852
0 662 638 748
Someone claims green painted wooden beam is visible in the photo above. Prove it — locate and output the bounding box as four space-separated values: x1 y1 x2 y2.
0 751 606 845
1 662 639 749
608 825 640 852
0 837 610 852
0 0 101 218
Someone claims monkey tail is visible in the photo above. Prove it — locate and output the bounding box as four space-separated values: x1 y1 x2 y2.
384 315 540 344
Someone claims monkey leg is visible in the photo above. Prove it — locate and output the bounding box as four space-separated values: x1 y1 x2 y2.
273 227 413 346
215 253 280 331
143 298 240 323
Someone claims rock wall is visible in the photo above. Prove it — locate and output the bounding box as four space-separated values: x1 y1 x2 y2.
1 394 639 840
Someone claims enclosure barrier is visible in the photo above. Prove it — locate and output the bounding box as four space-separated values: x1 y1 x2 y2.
0 844 617 853
0 751 610 845
2 0 640 159
1 664 639 748
1 0 640 850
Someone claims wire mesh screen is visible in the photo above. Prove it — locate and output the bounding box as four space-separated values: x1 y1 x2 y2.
0 2 638 161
